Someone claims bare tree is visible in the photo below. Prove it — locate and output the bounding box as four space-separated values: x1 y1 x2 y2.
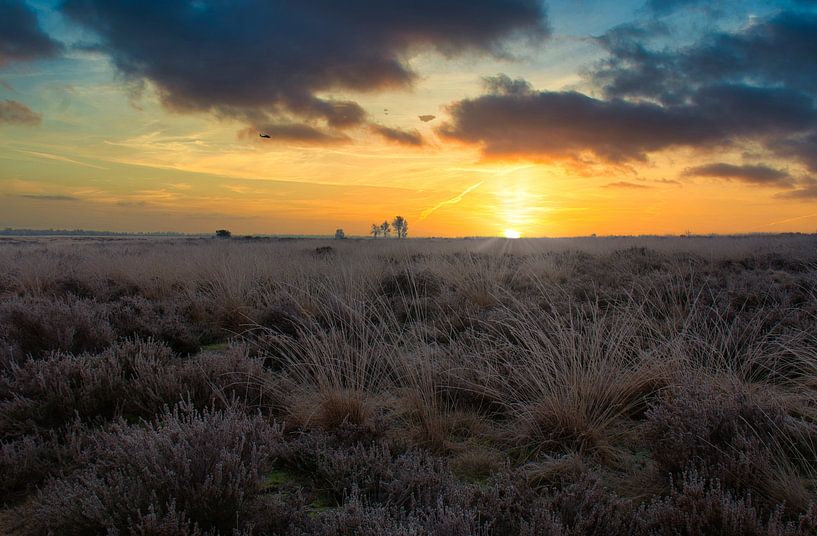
380 220 391 238
370 224 381 238
392 216 408 238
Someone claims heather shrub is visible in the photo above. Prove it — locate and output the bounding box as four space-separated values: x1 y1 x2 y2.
632 471 816 536
0 339 280 438
108 295 212 355
276 434 455 508
0 339 175 436
175 348 285 414
23 404 281 535
464 471 541 534
540 475 632 535
0 296 113 361
306 493 486 536
643 377 815 512
0 421 99 505
1 434 60 503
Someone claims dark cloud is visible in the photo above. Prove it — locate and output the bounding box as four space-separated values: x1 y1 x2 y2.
0 0 61 66
0 99 41 125
593 11 817 104
482 73 533 96
418 114 436 123
588 9 817 172
371 124 424 146
770 132 817 173
643 0 723 16
441 9 817 172
654 178 682 186
439 79 817 162
682 163 795 187
644 0 699 14
61 0 549 133
775 179 817 199
239 124 349 144
20 194 78 201
603 181 650 188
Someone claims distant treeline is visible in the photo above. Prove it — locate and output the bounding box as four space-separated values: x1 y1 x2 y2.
0 228 192 237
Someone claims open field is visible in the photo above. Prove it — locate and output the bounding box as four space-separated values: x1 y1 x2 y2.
1 235 817 535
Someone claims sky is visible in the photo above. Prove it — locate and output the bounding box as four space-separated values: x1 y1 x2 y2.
1 0 817 237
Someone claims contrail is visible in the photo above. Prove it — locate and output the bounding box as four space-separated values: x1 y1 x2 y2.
754 212 817 229
17 149 108 170
420 181 483 220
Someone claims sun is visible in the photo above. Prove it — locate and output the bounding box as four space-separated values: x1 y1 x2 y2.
503 229 521 239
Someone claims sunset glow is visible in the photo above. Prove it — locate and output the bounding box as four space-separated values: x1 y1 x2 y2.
503 229 522 239
1 1 817 236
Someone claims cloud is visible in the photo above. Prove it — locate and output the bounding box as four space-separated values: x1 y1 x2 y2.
438 79 817 162
482 73 533 96
592 11 817 104
418 114 436 123
683 163 795 187
644 0 696 13
441 10 817 170
603 181 650 188
61 0 550 134
776 178 817 199
19 194 78 201
770 132 817 173
643 0 720 16
0 99 41 125
0 0 61 66
587 10 817 172
371 124 424 146
654 178 682 186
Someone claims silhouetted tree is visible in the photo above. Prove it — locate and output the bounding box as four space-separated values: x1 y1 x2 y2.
215 229 232 239
392 216 408 238
334 228 346 239
370 224 381 238
380 220 391 238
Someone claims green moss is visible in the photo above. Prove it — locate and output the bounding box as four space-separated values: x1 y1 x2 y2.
259 469 295 491
307 497 336 518
199 341 230 352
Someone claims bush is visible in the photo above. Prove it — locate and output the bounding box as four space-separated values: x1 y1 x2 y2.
643 378 814 513
0 339 281 437
23 404 281 535
632 471 817 536
0 296 113 361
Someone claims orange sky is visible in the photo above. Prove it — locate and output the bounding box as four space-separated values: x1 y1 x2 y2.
1 0 816 237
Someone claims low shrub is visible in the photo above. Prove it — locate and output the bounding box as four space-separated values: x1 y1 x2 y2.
0 296 113 361
22 404 282 535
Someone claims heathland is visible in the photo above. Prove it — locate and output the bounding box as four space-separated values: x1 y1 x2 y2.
1 235 816 535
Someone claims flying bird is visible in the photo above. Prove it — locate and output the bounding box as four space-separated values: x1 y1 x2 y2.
419 114 436 122
259 133 271 138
